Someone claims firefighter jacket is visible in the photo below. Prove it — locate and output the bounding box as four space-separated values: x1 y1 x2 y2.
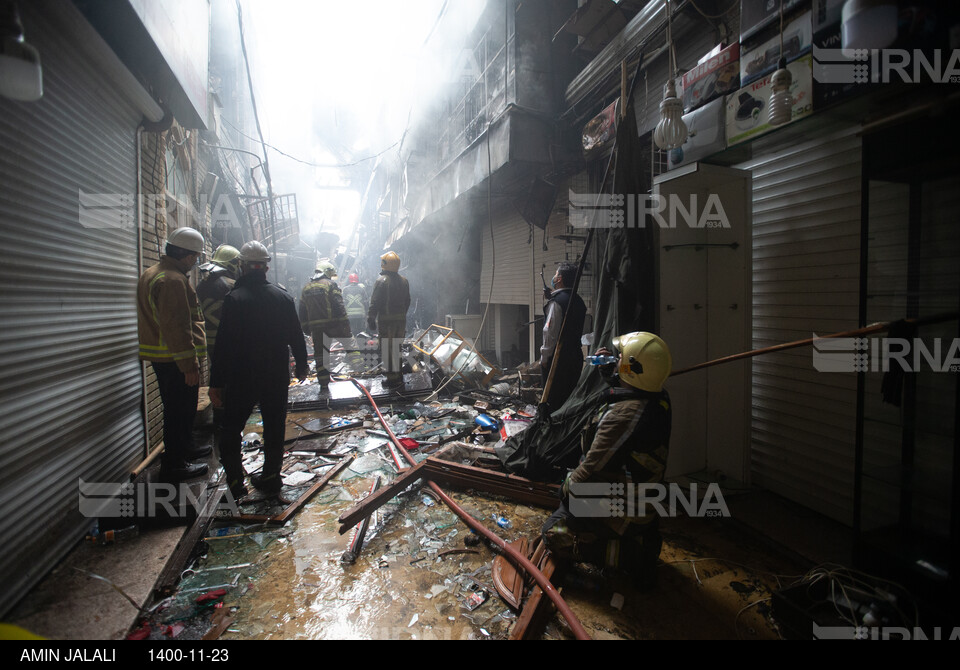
569 387 672 529
342 283 369 319
196 268 236 359
298 276 351 339
210 271 308 392
137 255 206 375
367 271 410 337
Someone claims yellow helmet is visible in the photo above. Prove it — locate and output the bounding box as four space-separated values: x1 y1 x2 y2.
380 251 401 272
211 245 240 273
315 261 337 279
611 332 672 392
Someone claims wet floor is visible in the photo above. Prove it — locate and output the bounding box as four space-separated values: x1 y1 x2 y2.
140 377 800 640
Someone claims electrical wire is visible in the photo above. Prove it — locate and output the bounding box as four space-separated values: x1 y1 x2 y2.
687 0 739 20
221 116 403 169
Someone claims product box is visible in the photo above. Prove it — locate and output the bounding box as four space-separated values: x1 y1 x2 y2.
741 9 813 85
741 0 809 42
667 97 727 170
682 43 741 112
726 53 813 146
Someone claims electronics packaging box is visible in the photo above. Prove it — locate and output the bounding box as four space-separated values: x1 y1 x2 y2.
682 43 741 112
741 9 813 85
726 53 813 146
667 97 727 170
740 0 809 42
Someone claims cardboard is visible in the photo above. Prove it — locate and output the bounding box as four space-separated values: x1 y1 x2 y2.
682 43 741 112
740 0 809 42
741 9 813 85
726 53 813 146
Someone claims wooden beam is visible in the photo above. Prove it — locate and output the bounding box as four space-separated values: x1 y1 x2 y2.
510 554 559 640
337 459 429 534
229 457 352 524
421 458 561 509
151 474 225 600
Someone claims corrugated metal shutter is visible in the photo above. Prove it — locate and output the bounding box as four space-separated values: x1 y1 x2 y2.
480 203 534 306
0 6 144 614
734 125 863 525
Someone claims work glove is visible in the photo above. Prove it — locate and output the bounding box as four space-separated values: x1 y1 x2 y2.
560 471 573 501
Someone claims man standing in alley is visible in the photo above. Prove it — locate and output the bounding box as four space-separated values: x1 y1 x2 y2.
209 241 308 500
298 261 351 387
367 251 410 389
137 226 210 483
540 261 587 409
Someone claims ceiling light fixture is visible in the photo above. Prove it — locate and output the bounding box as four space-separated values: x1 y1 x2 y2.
0 1 42 102
653 0 687 151
768 1 793 127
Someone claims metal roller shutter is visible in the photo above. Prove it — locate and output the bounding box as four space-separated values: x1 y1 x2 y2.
0 5 144 614
734 125 863 525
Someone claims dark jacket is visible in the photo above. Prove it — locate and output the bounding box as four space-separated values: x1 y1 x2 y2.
368 271 410 334
196 268 236 359
541 288 587 370
210 271 307 392
298 276 351 339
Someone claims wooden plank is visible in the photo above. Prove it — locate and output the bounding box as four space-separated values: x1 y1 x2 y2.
229 457 353 524
152 474 225 600
422 458 560 509
510 554 558 640
337 460 429 534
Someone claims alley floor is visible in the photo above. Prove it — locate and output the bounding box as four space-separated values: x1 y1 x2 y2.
5 376 855 641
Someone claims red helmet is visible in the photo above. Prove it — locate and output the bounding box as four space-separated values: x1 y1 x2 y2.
348 273 359 284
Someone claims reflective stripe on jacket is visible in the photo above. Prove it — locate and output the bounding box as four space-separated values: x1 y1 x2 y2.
137 256 206 374
298 277 351 338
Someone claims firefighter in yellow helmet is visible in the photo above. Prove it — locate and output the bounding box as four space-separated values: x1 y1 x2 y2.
542 332 672 591
298 261 351 387
367 251 410 389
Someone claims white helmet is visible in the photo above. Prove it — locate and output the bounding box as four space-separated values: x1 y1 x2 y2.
239 241 271 263
167 227 204 254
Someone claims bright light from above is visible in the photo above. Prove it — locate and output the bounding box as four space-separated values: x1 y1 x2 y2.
240 0 485 248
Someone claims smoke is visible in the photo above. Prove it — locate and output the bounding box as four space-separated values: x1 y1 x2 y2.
235 0 486 246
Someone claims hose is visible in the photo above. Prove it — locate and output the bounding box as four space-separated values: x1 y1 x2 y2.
346 377 591 640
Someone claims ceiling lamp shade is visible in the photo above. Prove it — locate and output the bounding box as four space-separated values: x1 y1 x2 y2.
767 1 793 127
0 2 42 102
653 0 687 151
654 79 688 150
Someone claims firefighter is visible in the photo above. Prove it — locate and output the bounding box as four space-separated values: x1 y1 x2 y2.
136 226 210 483
342 273 369 335
367 251 410 389
542 332 673 591
196 245 240 362
298 261 351 387
209 241 308 499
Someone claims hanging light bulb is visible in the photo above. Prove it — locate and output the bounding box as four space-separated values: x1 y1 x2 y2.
654 0 687 151
767 1 792 127
654 79 688 150
768 58 793 126
0 2 43 102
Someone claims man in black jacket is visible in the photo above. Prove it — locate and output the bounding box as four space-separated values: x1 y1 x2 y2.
209 241 308 499
540 262 587 409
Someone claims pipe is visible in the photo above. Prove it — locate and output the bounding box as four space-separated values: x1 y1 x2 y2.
671 312 960 377
347 377 591 640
